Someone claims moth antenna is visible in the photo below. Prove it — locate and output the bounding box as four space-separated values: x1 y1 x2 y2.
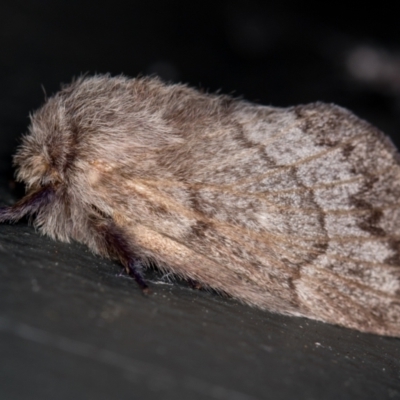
91 218 149 292
0 185 54 223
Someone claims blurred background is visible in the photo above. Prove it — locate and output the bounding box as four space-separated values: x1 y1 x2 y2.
2 1 400 174
1 1 400 399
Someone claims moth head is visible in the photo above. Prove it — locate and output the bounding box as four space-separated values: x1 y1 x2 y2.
13 97 71 191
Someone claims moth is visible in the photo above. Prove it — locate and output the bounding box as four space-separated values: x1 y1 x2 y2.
1 75 400 337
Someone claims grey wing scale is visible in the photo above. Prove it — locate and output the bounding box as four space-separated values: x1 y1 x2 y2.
156 102 400 336
99 99 400 336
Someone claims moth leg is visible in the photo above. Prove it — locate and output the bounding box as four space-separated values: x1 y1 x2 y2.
187 278 203 290
0 185 54 223
94 220 149 293
126 259 149 294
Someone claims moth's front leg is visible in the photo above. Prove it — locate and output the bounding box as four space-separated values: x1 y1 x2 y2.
0 185 55 223
90 218 149 293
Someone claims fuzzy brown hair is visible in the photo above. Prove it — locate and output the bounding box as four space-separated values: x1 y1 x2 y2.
1 75 400 336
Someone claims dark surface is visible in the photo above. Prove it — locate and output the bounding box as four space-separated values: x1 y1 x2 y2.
1 223 400 400
1 1 400 399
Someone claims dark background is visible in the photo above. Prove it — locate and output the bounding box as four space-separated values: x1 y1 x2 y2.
1 1 400 399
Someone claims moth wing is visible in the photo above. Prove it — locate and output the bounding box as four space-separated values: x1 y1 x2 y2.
98 102 400 336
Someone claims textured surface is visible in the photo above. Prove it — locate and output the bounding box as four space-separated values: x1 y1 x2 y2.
1 222 400 400
1 0 400 398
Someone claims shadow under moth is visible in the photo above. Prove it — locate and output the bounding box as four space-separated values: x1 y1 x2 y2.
1 75 400 337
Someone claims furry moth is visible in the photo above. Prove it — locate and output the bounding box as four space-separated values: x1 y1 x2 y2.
1 75 400 337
